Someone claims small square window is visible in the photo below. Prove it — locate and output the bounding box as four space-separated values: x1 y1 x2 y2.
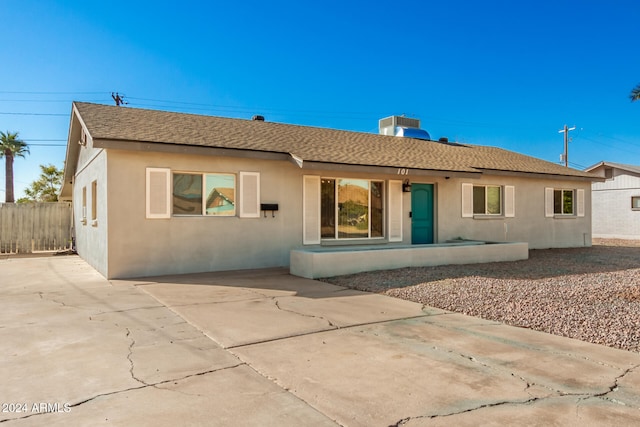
172 172 236 216
554 189 574 215
91 181 97 221
81 186 87 223
632 197 640 210
473 185 501 215
604 168 613 180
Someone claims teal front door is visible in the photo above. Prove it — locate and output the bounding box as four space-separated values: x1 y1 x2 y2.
411 184 434 244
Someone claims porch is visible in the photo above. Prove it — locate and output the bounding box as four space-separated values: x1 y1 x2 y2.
290 241 529 279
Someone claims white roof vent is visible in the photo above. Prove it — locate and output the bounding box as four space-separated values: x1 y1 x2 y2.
379 116 421 135
394 127 431 140
379 115 431 140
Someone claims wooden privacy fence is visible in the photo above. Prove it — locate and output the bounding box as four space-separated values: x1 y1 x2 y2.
0 202 73 254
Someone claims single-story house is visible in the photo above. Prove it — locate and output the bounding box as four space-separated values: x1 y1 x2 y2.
60 102 599 279
585 161 640 239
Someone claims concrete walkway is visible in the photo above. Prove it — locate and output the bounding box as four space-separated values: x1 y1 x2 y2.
2 256 639 426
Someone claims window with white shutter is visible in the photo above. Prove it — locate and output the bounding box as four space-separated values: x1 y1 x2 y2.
546 187 583 217
387 180 403 242
239 172 260 218
461 183 473 218
576 189 585 217
146 168 171 219
544 187 555 217
504 185 515 218
303 175 321 244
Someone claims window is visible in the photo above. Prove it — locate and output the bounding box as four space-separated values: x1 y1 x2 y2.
545 188 584 218
173 173 235 216
473 185 501 215
91 180 97 225
320 178 384 239
554 189 574 215
81 186 87 224
604 168 613 180
632 196 640 210
320 179 335 238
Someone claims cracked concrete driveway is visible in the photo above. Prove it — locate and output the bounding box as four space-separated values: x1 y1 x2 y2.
2 256 640 426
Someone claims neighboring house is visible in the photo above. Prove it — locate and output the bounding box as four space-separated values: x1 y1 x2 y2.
60 102 599 279
585 161 640 239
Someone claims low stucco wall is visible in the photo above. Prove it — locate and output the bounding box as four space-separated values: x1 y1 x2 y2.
290 242 529 279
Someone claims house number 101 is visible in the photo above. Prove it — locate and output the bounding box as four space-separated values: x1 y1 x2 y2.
397 168 409 175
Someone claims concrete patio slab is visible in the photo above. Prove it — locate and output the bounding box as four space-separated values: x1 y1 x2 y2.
400 395 640 426
234 317 640 426
0 257 335 426
3 256 640 426
7 365 335 427
139 269 433 348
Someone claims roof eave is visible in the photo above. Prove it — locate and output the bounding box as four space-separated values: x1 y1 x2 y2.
94 138 291 162
288 158 480 178
59 103 83 200
474 168 605 182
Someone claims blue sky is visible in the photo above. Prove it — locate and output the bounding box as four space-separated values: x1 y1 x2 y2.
1 0 639 201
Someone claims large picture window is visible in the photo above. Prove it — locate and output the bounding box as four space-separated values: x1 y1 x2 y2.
554 189 573 215
473 185 501 215
320 178 383 239
173 173 235 216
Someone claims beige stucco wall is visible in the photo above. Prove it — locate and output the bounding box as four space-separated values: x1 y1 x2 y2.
105 150 307 278
73 146 108 277
437 176 592 248
81 147 593 278
398 175 591 249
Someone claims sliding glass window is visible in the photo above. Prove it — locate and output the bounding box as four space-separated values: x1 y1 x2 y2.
321 178 384 239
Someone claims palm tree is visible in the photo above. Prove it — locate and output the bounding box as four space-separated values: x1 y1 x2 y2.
0 131 29 203
631 84 640 102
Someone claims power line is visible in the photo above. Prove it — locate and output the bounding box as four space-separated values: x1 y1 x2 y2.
0 99 105 103
0 112 67 116
576 135 640 157
568 161 587 170
0 91 106 95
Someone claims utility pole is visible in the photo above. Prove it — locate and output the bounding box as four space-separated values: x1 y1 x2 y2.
558 124 576 167
111 92 127 106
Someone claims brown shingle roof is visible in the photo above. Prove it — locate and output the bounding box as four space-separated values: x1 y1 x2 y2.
73 102 597 179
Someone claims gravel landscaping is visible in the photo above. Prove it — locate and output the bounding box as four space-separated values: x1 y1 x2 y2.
321 239 640 353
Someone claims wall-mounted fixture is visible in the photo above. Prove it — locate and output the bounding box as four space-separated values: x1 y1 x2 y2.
260 203 278 217
402 180 412 192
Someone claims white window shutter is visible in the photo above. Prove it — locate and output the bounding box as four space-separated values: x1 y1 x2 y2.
240 172 260 218
577 189 585 217
146 168 171 219
545 188 554 217
504 185 515 218
303 175 321 244
461 183 473 218
388 180 403 242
